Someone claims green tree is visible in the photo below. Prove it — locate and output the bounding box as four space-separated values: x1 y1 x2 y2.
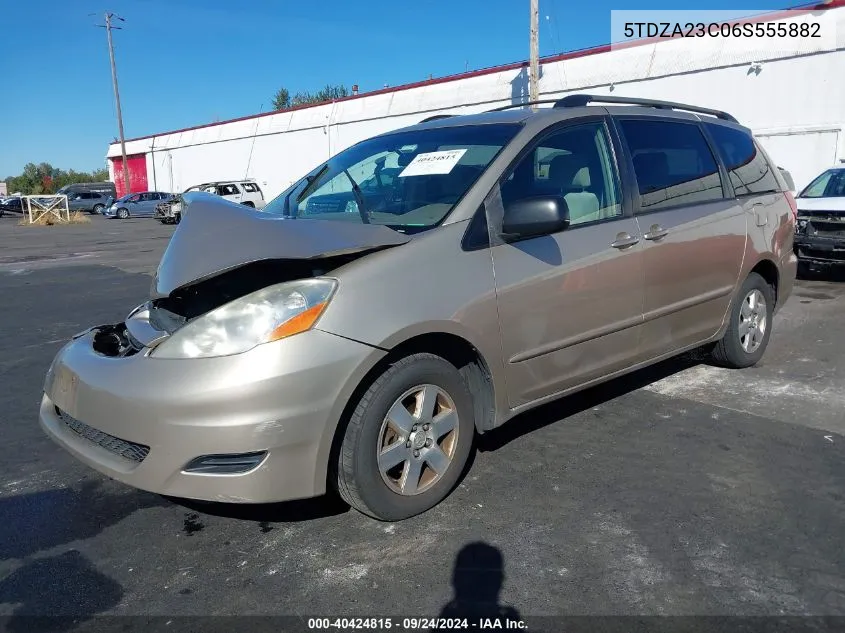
314 84 349 102
4 162 111 195
273 84 349 109
272 87 291 110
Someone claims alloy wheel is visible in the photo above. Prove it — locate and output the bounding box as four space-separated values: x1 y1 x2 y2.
738 288 767 353
376 384 460 496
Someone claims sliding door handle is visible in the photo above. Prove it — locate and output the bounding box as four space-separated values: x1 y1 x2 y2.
643 224 669 241
611 233 640 249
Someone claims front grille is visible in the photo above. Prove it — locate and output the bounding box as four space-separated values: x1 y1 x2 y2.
56 407 150 463
810 223 845 238
800 213 845 238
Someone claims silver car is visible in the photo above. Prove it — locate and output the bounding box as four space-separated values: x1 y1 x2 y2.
40 95 797 521
105 191 174 219
67 191 113 215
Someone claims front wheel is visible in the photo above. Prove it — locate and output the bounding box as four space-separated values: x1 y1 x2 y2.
333 353 475 521
116 208 129 219
711 272 774 368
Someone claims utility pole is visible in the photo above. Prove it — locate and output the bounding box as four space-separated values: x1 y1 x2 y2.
529 0 540 106
98 12 130 196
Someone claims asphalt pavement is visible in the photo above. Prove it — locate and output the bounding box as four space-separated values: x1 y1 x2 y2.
1 213 845 630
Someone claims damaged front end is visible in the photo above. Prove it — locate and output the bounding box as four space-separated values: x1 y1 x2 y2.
90 195 410 359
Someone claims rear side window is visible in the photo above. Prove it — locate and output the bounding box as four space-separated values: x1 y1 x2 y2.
619 119 723 212
705 123 780 196
243 183 258 193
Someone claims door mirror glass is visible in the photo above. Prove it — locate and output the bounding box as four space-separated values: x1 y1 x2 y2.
502 196 570 238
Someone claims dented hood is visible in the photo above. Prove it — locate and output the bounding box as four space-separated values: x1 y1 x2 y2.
151 194 410 298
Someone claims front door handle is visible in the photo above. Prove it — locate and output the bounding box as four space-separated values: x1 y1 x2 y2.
611 233 640 249
643 224 669 241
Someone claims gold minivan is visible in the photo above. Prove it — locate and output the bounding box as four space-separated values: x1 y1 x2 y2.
40 95 798 521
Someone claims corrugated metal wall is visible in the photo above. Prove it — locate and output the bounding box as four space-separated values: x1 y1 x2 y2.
108 5 845 197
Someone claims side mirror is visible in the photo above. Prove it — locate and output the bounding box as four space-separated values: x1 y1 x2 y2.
502 196 570 239
778 166 795 192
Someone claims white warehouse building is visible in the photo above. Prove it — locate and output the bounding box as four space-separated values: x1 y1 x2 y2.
107 1 845 199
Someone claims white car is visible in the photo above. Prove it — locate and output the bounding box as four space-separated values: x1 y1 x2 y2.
793 166 845 270
190 180 266 209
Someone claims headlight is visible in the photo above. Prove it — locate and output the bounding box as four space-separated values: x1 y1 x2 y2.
150 278 337 359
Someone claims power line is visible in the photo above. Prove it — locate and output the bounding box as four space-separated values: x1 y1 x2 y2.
544 1 567 92
529 0 539 105
94 12 130 196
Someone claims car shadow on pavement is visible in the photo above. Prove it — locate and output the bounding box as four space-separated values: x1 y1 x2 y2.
437 542 521 625
168 492 350 525
0 480 170 561
0 549 123 633
479 352 702 453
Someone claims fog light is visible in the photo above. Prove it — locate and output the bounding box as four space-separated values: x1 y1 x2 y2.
182 451 267 474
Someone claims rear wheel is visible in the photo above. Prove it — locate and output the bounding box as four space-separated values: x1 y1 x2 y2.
333 353 475 521
711 272 774 368
116 208 129 219
92 204 104 215
242 201 255 208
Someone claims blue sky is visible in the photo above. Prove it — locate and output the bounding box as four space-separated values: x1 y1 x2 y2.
1 0 799 178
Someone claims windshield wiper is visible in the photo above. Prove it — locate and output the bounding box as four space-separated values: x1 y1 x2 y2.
343 169 370 224
284 165 329 217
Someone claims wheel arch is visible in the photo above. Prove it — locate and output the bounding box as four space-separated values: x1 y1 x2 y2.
316 329 499 496
747 257 780 307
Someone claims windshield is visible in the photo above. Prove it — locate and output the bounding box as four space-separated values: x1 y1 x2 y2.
263 124 520 231
799 169 845 198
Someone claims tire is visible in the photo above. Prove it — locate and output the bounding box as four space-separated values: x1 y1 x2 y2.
333 353 475 521
92 204 104 215
711 272 774 369
242 201 255 208
116 208 129 219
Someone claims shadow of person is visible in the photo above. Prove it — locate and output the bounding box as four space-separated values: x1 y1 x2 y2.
438 542 521 624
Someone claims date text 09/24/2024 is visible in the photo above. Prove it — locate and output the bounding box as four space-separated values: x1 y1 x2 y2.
307 618 527 630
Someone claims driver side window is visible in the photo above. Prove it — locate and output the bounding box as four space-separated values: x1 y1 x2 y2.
501 122 622 226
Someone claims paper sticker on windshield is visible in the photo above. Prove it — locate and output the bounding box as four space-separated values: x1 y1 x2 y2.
399 149 467 177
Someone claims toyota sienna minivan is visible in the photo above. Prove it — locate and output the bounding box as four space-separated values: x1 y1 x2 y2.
40 94 797 521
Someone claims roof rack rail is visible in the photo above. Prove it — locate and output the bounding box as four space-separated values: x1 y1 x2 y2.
487 99 560 112
553 94 738 123
419 114 456 123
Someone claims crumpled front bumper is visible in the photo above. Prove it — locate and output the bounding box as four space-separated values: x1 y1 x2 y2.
39 326 385 503
794 232 845 265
